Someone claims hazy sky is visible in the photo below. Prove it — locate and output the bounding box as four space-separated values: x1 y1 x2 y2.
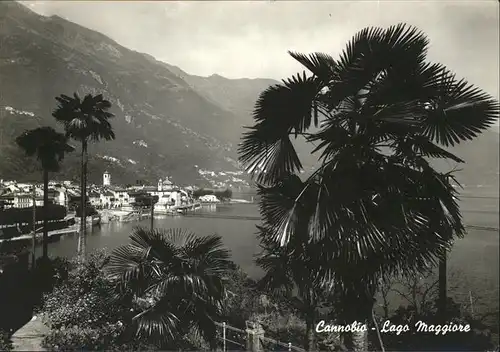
23 1 499 100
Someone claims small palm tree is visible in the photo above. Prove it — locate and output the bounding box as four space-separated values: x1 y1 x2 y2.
239 23 499 350
103 227 233 348
52 93 115 258
16 126 74 259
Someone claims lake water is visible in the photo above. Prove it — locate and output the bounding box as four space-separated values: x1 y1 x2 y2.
44 197 499 287
46 203 266 278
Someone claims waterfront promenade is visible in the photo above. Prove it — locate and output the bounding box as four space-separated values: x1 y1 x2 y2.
0 226 78 244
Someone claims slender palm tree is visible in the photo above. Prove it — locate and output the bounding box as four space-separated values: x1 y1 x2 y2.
103 227 233 348
16 127 74 259
52 93 115 258
239 24 499 350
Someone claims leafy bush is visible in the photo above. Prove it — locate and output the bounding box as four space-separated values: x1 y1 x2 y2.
42 324 123 351
0 204 67 225
41 250 127 330
382 297 495 351
33 256 71 293
222 266 260 326
192 188 232 200
40 249 211 351
220 266 340 351
40 250 134 350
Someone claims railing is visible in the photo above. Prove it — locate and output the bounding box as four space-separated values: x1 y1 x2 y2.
260 335 306 352
215 321 246 350
215 321 306 352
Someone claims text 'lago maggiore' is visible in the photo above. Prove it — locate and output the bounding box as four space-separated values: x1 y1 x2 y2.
316 320 471 336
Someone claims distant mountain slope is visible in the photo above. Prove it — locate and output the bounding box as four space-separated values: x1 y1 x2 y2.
163 63 277 122
0 2 244 186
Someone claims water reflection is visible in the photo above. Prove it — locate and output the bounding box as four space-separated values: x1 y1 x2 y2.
202 204 217 212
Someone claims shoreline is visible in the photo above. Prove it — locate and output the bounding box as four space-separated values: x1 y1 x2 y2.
0 226 79 244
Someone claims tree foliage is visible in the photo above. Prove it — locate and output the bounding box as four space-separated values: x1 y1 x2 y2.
130 194 159 209
0 205 67 226
52 93 115 144
193 188 233 200
15 127 74 173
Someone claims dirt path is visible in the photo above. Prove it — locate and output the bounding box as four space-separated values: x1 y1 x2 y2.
11 315 49 351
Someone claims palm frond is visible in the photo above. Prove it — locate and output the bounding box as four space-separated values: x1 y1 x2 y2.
288 51 338 83
238 73 321 184
133 295 180 342
15 127 74 172
393 135 464 163
420 72 500 146
104 227 230 343
52 92 116 143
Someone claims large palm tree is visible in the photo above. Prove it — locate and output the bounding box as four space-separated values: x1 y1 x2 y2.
52 93 115 258
239 24 499 350
16 126 74 259
103 227 233 348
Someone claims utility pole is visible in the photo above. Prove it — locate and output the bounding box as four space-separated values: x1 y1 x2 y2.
222 322 226 352
31 185 36 270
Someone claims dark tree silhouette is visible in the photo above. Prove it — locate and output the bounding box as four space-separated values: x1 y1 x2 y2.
239 24 499 351
16 127 74 258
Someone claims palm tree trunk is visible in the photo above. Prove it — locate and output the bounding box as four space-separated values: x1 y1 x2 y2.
77 140 87 258
42 170 49 259
31 185 36 270
82 141 88 254
343 289 375 352
305 313 316 352
350 327 368 352
438 225 451 322
304 291 317 352
438 251 447 321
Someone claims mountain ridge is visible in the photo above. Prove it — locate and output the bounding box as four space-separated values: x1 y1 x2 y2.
0 1 498 191
0 2 271 187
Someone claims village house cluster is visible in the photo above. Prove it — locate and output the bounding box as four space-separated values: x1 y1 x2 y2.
0 171 209 212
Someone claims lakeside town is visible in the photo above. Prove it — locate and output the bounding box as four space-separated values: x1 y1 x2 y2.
0 171 249 243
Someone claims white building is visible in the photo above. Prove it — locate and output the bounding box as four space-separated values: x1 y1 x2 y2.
103 171 111 187
157 177 174 192
100 190 115 208
53 186 68 207
11 193 44 208
89 191 101 207
199 194 220 203
110 188 130 207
